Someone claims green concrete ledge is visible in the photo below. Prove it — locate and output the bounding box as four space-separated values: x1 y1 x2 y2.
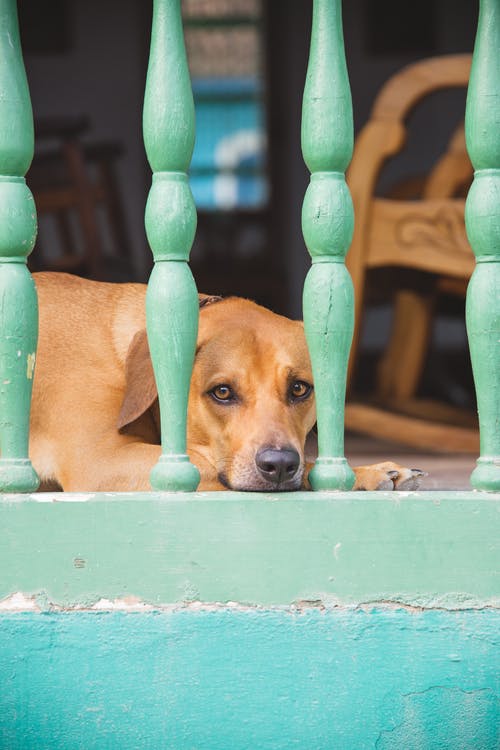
1 490 499 609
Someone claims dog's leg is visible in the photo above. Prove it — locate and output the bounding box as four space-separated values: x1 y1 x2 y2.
56 441 230 492
305 434 426 490
353 462 426 491
304 461 425 491
58 441 163 492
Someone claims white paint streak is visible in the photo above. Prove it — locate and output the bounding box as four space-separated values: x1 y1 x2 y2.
28 494 58 503
0 594 268 613
26 352 36 380
333 543 342 560
32 492 94 503
0 593 40 611
1 593 499 614
91 597 155 611
56 493 94 503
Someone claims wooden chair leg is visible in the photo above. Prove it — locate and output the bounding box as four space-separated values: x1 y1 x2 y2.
345 403 479 453
97 160 131 262
376 288 436 401
56 210 75 257
62 140 103 278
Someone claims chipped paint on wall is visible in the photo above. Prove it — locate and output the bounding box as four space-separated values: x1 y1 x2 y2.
1 492 498 609
26 352 35 379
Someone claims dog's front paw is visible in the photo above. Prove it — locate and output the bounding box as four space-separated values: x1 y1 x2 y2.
353 461 427 491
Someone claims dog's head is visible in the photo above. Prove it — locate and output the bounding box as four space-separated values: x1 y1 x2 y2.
118 295 315 491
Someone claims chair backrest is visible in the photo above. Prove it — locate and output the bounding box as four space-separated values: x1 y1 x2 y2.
347 55 473 280
424 123 472 199
346 54 475 382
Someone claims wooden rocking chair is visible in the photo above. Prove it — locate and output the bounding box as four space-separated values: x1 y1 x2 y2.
345 54 478 452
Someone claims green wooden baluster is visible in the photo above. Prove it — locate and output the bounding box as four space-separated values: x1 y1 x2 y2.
465 0 500 491
301 0 355 490
143 0 200 491
0 0 39 492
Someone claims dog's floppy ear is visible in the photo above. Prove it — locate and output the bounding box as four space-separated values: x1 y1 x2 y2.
198 293 222 308
117 329 157 432
118 295 223 432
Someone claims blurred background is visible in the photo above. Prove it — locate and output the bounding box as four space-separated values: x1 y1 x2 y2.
19 0 478 433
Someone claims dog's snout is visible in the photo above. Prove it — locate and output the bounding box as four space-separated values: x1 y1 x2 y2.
255 447 300 485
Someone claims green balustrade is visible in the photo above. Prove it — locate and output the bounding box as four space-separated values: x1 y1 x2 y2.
301 0 355 490
0 0 39 492
143 0 200 491
465 0 500 491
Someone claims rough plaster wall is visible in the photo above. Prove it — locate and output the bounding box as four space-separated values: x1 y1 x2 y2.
1 609 498 749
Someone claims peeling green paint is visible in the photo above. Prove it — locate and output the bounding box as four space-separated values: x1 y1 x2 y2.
26 352 35 380
1 491 499 608
0 0 39 492
301 0 356 490
143 0 200 491
464 0 500 491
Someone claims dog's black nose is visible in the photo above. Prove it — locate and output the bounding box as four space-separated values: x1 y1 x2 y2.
255 447 300 485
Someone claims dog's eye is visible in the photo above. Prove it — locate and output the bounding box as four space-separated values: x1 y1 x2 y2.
209 384 235 403
290 380 313 401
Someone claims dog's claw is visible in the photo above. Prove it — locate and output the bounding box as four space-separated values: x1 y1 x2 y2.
375 477 396 491
374 469 399 491
395 468 428 491
354 463 428 491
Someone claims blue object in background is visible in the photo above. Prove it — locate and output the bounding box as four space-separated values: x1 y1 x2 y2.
190 77 268 210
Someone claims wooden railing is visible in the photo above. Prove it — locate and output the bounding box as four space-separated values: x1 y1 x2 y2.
0 0 499 493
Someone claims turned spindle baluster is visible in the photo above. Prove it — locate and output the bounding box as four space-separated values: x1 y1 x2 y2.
465 0 500 491
143 0 200 491
301 0 355 490
0 0 39 492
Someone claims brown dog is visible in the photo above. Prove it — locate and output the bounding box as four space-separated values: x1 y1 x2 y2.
29 272 423 492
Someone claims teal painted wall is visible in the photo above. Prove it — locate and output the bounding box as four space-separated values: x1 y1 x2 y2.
1 492 499 746
1 609 498 749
